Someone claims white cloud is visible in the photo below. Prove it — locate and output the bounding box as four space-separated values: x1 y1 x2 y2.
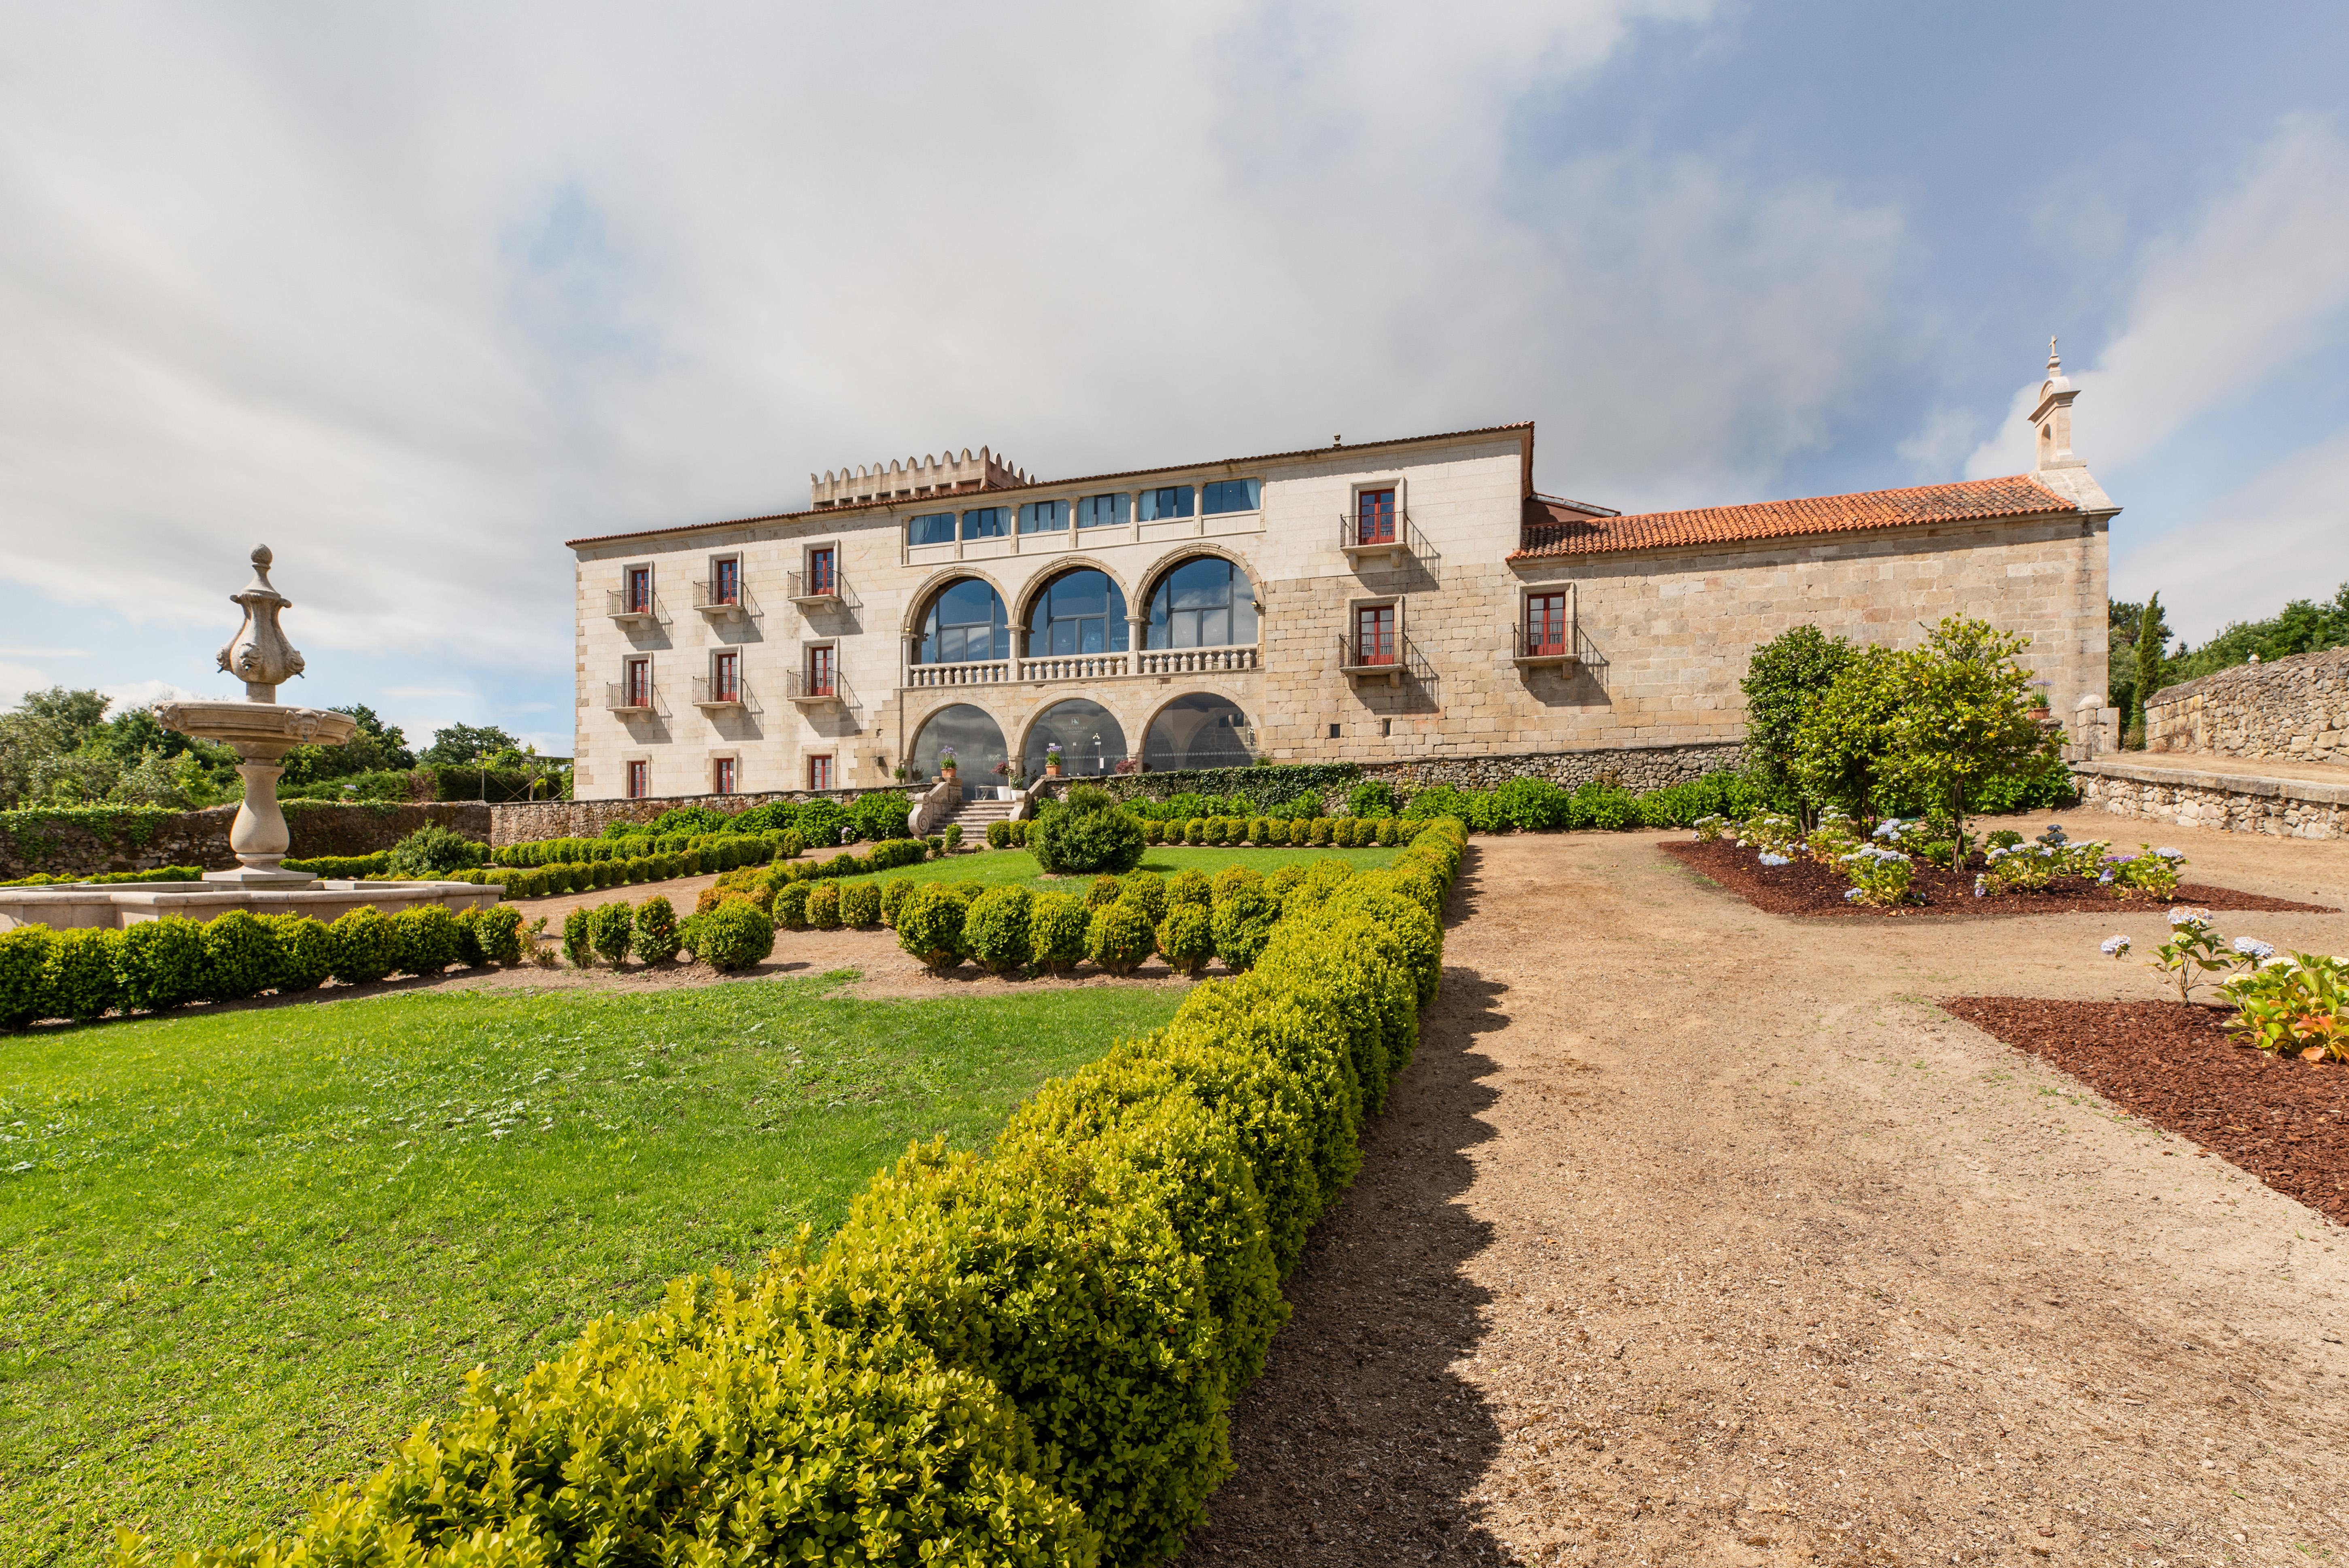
0 663 51 706
0 647 90 658
100 678 234 711
2114 428 2349 643
1963 115 2349 479
0 0 1910 683
383 686 478 700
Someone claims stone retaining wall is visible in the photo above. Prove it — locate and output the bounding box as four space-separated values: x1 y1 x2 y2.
1356 740 1744 796
2072 759 2349 841
2144 646 2349 764
0 801 491 880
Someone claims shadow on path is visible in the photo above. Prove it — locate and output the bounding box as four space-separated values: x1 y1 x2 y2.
1182 845 1521 1564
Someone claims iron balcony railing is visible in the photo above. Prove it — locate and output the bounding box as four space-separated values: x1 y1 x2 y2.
1512 623 1575 663
786 669 854 706
1337 632 1402 673
605 589 658 621
788 566 845 602
604 680 657 713
691 579 754 616
690 675 752 709
1339 510 1411 553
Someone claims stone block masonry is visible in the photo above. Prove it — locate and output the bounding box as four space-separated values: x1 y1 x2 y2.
2144 646 2349 765
2073 758 2349 841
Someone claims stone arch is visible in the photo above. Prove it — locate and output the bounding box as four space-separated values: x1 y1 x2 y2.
1018 697 1130 779
908 574 1012 666
899 567 1012 641
1017 562 1133 659
1138 688 1256 772
1138 548 1261 650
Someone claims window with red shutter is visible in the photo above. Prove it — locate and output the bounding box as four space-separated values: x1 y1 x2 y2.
1526 592 1568 656
1356 489 1396 545
713 757 736 795
1355 604 1396 665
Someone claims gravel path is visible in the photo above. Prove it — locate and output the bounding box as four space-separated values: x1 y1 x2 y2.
1181 818 2349 1567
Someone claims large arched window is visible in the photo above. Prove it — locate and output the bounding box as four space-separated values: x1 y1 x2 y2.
1144 695 1253 771
916 578 1008 665
1145 557 1257 648
911 704 1008 782
1026 569 1128 657
1024 700 1128 778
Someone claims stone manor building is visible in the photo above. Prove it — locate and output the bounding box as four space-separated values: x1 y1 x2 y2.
568 348 2115 801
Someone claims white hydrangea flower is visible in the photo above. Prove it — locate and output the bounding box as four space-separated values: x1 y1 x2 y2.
2101 935 2130 957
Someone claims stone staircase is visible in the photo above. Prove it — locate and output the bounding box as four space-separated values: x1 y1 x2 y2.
937 795 1017 845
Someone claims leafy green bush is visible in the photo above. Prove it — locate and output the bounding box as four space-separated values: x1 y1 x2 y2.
262 914 334 991
389 904 463 976
1030 790 1146 875
1166 869 1212 909
200 909 276 1001
987 820 1012 850
1208 885 1279 973
329 907 399 986
470 904 525 966
895 884 969 973
1085 874 1121 909
878 878 913 928
840 881 881 928
1085 901 1155 975
850 789 914 842
1118 869 1168 922
795 798 850 848
805 882 843 930
1026 892 1088 973
691 898 775 970
1347 780 1398 818
772 881 811 929
631 897 681 962
586 901 634 965
384 822 489 878
1 925 55 1028
117 916 209 1012
1143 818 1165 845
964 885 1034 975
1157 903 1215 977
561 906 595 968
44 928 124 1020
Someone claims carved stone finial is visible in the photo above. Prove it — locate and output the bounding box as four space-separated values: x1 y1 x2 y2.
217 542 307 701
2047 335 2061 376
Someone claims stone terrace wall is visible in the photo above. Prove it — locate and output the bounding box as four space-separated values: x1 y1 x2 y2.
2144 646 2349 764
1357 740 1743 795
0 801 491 880
486 786 909 848
2074 758 2349 841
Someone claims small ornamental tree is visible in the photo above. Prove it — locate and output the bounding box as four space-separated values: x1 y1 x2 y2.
1790 644 1904 822
1741 625 1855 814
1880 614 2059 867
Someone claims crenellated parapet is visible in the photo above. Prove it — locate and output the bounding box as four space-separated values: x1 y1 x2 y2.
810 446 1028 508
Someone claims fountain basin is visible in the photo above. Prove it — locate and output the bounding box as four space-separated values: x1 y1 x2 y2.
0 879 499 933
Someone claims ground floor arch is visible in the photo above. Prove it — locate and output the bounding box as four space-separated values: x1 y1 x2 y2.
1023 699 1127 779
1143 693 1253 771
911 703 1007 782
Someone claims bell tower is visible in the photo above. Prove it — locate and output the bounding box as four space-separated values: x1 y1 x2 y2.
2030 337 2081 473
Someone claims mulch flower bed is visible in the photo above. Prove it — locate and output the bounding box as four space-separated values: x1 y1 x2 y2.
1660 838 2331 920
1943 996 2349 1226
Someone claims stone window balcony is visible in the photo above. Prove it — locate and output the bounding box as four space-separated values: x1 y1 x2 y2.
691 580 756 623
604 680 659 714
1338 510 1423 570
1511 623 1579 669
904 645 1261 690
605 589 660 625
786 669 855 708
1338 633 1412 688
690 675 754 711
788 567 851 607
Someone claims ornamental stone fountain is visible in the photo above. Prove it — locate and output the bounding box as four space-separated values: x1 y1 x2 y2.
0 546 496 931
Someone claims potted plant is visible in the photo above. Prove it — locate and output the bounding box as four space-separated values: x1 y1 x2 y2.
938 746 958 777
1044 741 1063 778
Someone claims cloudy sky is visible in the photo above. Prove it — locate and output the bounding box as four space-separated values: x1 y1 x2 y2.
3 1 2344 753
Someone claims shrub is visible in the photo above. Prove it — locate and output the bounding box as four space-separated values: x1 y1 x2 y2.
870 838 929 871
1143 818 1165 845
329 907 400 986
262 914 334 991
2108 843 2185 901
1118 869 1168 922
1009 820 1030 848
692 897 775 971
840 881 882 927
1211 864 1261 904
388 904 462 977
1166 869 1213 909
1209 884 1279 972
1347 780 1398 818
386 823 488 879
470 904 525 966
1378 818 1402 847
1 925 55 1028
1180 818 1203 845
631 896 682 962
561 906 595 968
1838 847 1915 907
1157 903 1215 977
895 885 969 973
1029 795 1146 875
44 928 124 1020
1085 874 1122 909
588 901 635 966
1305 817 1331 847
878 878 914 928
2223 952 2349 1060
117 916 209 1012
772 881 812 930
794 798 849 848
965 886 1035 975
851 789 914 843
1086 900 1155 975
805 882 843 930
1027 892 1089 973
987 820 1012 850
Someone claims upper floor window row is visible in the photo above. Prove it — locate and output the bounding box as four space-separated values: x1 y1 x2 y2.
908 478 1262 546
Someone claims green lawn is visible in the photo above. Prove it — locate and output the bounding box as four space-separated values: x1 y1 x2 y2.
0 977 1185 1566
878 841 1398 892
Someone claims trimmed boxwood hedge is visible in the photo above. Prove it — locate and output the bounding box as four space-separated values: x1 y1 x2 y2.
123 822 1470 1568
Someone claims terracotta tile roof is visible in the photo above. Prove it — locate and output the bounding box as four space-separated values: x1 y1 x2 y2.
566 421 1536 548
1509 474 2076 559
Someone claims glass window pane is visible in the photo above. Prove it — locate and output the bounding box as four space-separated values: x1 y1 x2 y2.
1200 607 1228 646
1081 619 1104 654
1052 620 1075 655
1078 493 1124 528
910 512 955 545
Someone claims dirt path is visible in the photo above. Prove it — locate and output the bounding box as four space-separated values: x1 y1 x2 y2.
1182 819 2349 1567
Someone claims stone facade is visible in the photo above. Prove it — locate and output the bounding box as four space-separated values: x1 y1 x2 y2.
2073 758 2349 841
569 398 2113 801
2143 646 2349 764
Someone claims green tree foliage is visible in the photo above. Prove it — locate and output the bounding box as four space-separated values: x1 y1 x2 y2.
384 823 489 878
418 723 524 768
279 703 416 785
1880 614 2058 860
2133 593 2169 742
1789 644 1905 819
0 687 238 809
1740 626 1856 806
1029 787 1146 875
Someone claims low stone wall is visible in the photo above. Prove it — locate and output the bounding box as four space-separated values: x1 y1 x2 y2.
486 786 909 848
0 801 492 880
1357 740 1744 796
2073 759 2349 841
2144 646 2349 763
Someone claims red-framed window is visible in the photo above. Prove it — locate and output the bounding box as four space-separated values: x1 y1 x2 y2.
1356 488 1397 545
1525 591 1569 656
624 657 651 708
626 760 649 799
625 566 651 614
712 556 739 606
807 547 836 596
711 650 739 702
807 644 835 697
712 756 737 795
1354 603 1396 666
807 754 833 791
